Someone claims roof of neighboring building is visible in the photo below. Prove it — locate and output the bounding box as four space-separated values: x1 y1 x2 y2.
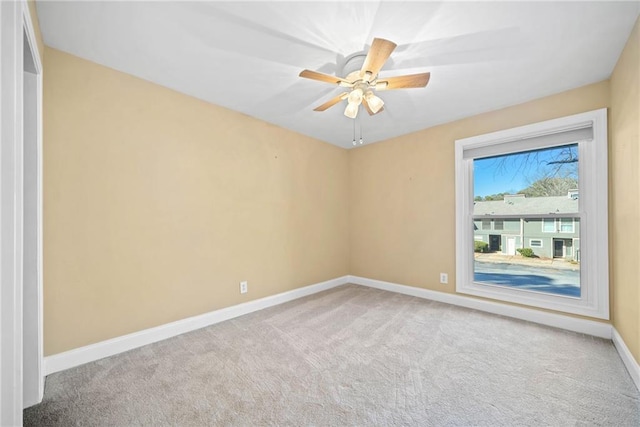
474 195 579 215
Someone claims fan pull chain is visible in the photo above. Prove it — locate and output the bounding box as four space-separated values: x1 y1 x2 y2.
352 116 356 146
359 111 363 145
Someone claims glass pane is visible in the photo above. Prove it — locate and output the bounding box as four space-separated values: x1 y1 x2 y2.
472 144 580 297
543 218 555 232
560 218 574 232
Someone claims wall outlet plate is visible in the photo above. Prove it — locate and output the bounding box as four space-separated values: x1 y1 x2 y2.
240 281 248 294
440 273 448 284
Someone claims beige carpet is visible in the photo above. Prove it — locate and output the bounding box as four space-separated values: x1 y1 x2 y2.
25 284 639 426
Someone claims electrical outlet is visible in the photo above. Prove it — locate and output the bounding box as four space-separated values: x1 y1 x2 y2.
440 273 448 284
240 281 248 294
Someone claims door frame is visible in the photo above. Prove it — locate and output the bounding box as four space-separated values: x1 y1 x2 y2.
489 234 501 252
22 1 44 409
506 236 516 256
0 1 44 423
553 238 564 258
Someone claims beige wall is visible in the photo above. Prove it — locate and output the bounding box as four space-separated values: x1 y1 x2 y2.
42 19 638 362
349 81 610 295
610 17 640 364
43 48 349 355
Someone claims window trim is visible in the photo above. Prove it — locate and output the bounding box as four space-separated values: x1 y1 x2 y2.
529 239 543 248
559 218 575 233
455 108 609 319
542 218 556 233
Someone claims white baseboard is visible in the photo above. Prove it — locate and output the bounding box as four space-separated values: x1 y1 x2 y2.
44 276 348 375
46 274 637 391
612 327 640 391
348 275 613 339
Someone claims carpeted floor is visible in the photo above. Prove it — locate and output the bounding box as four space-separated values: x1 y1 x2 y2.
25 284 640 426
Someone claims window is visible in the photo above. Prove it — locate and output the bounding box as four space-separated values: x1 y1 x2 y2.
560 218 574 233
482 219 491 230
542 218 555 233
455 109 609 319
475 147 579 292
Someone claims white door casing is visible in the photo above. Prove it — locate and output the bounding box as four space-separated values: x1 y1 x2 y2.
1 1 25 423
0 1 44 423
22 1 44 409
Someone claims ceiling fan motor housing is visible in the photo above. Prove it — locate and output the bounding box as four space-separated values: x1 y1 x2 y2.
341 53 368 80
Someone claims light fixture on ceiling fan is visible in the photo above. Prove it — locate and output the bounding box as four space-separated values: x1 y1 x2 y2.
343 83 385 119
299 38 431 119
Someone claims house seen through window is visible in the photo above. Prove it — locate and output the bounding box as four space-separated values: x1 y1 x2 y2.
472 144 580 297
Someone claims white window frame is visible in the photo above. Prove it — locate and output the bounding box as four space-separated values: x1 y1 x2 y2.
455 109 609 319
529 239 543 248
559 218 575 233
542 218 556 233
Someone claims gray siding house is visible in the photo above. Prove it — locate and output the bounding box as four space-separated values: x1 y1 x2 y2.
473 192 580 260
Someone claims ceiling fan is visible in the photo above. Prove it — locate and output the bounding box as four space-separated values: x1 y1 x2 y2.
299 38 431 119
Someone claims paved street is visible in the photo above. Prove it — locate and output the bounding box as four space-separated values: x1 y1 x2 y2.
474 252 579 270
474 260 580 297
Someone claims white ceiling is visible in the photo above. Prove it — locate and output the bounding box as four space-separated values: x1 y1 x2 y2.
36 1 640 149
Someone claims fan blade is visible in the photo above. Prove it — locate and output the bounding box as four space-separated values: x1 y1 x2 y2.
377 72 430 90
360 38 397 78
362 98 384 116
300 70 351 86
313 93 348 111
